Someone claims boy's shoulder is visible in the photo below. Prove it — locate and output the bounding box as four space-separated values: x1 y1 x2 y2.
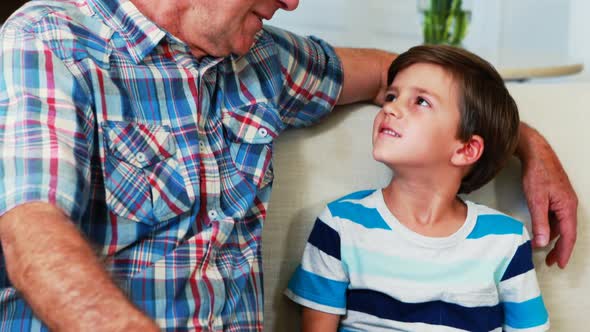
467 202 526 238
323 189 380 218
322 189 389 230
327 189 378 208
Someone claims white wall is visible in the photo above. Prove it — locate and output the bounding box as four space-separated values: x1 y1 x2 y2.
269 0 587 82
496 0 570 66
270 0 421 53
569 0 590 79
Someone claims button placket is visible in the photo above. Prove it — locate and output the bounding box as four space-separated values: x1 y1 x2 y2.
195 63 228 234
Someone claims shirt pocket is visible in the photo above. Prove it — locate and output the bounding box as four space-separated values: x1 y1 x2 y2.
222 103 284 190
102 121 194 224
444 285 499 307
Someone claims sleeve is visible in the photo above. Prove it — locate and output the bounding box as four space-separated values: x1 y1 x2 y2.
0 26 94 222
284 207 349 315
499 227 550 331
264 25 343 129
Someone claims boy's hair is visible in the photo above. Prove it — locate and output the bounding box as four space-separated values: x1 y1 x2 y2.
387 45 520 194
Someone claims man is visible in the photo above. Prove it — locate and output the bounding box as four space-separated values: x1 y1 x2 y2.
0 0 577 331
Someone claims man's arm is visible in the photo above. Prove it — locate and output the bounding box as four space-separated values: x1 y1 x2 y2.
301 307 340 332
0 202 159 332
516 123 578 268
334 48 397 105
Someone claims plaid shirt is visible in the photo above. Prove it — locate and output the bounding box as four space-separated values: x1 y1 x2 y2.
0 0 342 330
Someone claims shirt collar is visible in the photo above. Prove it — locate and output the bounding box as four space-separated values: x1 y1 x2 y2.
87 0 166 64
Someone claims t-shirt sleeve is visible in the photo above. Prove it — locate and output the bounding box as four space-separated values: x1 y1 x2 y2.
285 207 349 315
0 25 93 221
264 25 343 129
499 227 550 331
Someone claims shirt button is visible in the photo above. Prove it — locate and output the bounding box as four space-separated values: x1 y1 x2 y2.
199 141 205 150
136 152 147 163
208 210 218 220
258 127 268 137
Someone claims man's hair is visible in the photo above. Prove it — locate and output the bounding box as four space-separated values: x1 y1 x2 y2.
387 45 520 194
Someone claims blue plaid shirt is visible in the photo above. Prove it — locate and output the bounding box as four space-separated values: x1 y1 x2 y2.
0 0 342 330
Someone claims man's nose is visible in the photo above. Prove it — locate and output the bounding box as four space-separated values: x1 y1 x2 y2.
279 0 299 11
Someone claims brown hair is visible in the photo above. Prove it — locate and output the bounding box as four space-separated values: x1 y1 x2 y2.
387 45 520 194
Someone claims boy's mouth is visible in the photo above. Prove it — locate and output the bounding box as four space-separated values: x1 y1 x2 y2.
380 126 402 138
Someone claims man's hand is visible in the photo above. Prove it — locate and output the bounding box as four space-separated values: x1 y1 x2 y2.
517 123 578 268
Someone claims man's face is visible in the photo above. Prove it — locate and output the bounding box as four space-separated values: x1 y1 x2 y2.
176 0 299 58
372 63 463 171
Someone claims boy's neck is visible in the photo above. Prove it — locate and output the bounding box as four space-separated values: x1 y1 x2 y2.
382 175 467 237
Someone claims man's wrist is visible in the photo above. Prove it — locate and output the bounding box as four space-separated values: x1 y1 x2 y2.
372 51 398 106
515 122 539 163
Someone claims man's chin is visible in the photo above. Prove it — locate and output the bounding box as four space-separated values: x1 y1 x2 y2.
196 35 258 59
230 37 258 57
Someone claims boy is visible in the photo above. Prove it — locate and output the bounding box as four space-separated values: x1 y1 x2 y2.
284 45 549 331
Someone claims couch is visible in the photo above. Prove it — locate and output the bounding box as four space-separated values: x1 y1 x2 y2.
262 82 590 331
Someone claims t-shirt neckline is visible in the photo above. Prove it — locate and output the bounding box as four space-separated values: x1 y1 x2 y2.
374 189 478 248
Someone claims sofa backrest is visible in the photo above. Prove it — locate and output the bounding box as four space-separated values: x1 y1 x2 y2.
263 83 590 331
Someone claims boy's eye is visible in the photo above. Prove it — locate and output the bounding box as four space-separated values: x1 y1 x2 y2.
416 97 430 107
385 93 396 102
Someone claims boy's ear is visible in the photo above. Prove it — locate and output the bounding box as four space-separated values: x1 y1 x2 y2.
451 135 484 167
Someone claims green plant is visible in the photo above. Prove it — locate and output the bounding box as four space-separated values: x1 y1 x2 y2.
422 0 469 46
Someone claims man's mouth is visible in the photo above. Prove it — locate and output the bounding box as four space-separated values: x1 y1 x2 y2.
254 11 273 21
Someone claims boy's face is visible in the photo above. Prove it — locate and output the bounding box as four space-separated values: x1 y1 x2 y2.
372 63 463 171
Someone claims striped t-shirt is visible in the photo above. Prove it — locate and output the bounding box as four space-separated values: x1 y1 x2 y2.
285 189 549 332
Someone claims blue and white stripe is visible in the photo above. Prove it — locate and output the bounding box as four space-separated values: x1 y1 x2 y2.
286 189 549 331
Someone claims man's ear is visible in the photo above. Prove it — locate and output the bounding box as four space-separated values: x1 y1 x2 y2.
451 135 484 166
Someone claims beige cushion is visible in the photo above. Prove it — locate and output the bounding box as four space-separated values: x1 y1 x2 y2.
263 82 590 331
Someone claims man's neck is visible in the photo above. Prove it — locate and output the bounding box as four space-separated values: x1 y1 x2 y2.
129 0 210 59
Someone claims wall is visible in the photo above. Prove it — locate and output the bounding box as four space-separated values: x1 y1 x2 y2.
269 0 587 81
270 0 421 53
569 0 590 79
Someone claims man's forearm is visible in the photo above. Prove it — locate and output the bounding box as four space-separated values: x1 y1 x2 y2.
0 202 158 332
334 48 397 105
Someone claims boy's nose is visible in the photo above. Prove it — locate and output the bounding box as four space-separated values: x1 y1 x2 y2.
279 0 299 11
383 103 402 119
